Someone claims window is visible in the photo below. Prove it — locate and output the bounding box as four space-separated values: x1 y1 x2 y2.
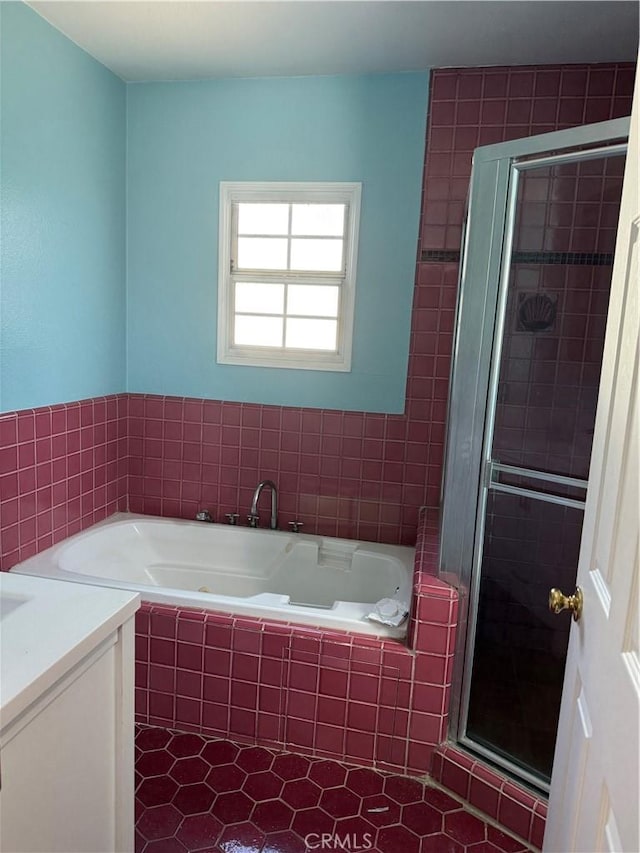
217 182 361 370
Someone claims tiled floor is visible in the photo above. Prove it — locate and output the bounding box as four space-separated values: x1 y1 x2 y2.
135 726 533 853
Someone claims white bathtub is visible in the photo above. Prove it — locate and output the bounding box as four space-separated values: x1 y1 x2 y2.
11 513 415 638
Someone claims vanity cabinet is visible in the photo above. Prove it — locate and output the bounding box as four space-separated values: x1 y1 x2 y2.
0 574 139 853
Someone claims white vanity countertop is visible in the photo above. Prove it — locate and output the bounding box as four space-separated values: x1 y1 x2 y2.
0 572 139 731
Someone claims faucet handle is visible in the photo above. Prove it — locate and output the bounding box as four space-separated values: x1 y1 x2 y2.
225 513 240 526
247 514 259 528
196 510 214 523
288 521 304 533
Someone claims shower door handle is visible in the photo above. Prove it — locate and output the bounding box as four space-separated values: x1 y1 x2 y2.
549 587 583 622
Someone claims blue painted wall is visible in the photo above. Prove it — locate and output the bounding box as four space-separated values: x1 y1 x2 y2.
0 2 126 412
127 73 428 412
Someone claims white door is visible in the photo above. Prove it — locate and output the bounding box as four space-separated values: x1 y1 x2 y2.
544 67 639 852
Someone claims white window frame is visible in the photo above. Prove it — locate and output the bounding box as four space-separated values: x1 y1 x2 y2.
217 181 361 371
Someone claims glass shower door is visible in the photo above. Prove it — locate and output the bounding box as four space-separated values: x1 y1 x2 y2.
440 119 629 793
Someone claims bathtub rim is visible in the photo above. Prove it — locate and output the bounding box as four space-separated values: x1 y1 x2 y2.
10 512 415 639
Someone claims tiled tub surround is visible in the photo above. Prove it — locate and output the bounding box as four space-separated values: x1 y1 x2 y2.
0 395 128 570
134 725 535 853
133 537 458 779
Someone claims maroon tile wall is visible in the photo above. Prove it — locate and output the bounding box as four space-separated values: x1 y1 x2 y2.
0 395 128 570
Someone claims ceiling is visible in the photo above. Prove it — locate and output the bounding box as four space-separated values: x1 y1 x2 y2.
28 1 639 83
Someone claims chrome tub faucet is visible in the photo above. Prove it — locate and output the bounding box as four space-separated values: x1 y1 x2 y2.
249 479 278 530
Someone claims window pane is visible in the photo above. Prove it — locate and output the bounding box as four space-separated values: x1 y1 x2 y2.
287 285 339 318
285 318 338 351
235 282 284 315
237 203 289 235
234 315 283 347
237 237 288 270
290 238 343 272
291 204 345 236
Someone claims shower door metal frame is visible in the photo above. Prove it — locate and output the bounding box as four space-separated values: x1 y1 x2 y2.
440 117 630 790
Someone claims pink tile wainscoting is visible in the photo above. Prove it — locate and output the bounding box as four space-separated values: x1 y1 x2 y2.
0 395 128 571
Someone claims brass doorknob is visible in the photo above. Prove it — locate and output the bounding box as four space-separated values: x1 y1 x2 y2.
549 587 583 622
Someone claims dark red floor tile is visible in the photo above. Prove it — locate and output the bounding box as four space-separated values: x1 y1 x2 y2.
170 756 209 785
175 814 223 851
236 745 274 773
346 767 385 797
135 829 147 853
333 815 378 850
291 806 336 839
308 759 347 788
320 786 361 818
421 834 465 853
467 842 509 852
378 825 422 853
138 776 180 807
424 786 462 812
251 799 295 833
137 804 183 841
216 821 265 853
172 782 216 815
360 794 401 827
444 809 487 844
261 829 308 853
403 800 444 836
144 837 188 853
205 763 247 793
138 749 176 778
385 775 425 804
242 770 284 800
211 790 254 824
200 739 239 766
281 778 322 809
168 733 206 758
137 726 173 751
272 753 312 781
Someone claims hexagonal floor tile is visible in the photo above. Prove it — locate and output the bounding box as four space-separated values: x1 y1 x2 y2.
319 786 361 819
175 813 223 850
211 790 254 824
167 733 205 758
292 806 336 840
262 829 308 853
334 815 378 851
421 833 465 852
360 794 401 827
217 821 265 853
200 739 239 767
170 756 209 785
137 775 179 808
281 778 322 810
272 753 312 781
172 782 216 816
444 809 488 845
144 837 188 853
242 770 284 801
308 759 347 789
251 799 295 833
137 749 175 779
137 804 183 841
205 763 247 793
137 726 172 752
403 800 444 836
384 774 424 805
236 745 275 773
377 825 422 853
346 767 385 797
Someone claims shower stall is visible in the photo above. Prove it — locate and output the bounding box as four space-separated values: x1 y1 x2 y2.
440 117 629 791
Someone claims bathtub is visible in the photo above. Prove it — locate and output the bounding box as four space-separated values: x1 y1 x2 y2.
11 513 415 638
